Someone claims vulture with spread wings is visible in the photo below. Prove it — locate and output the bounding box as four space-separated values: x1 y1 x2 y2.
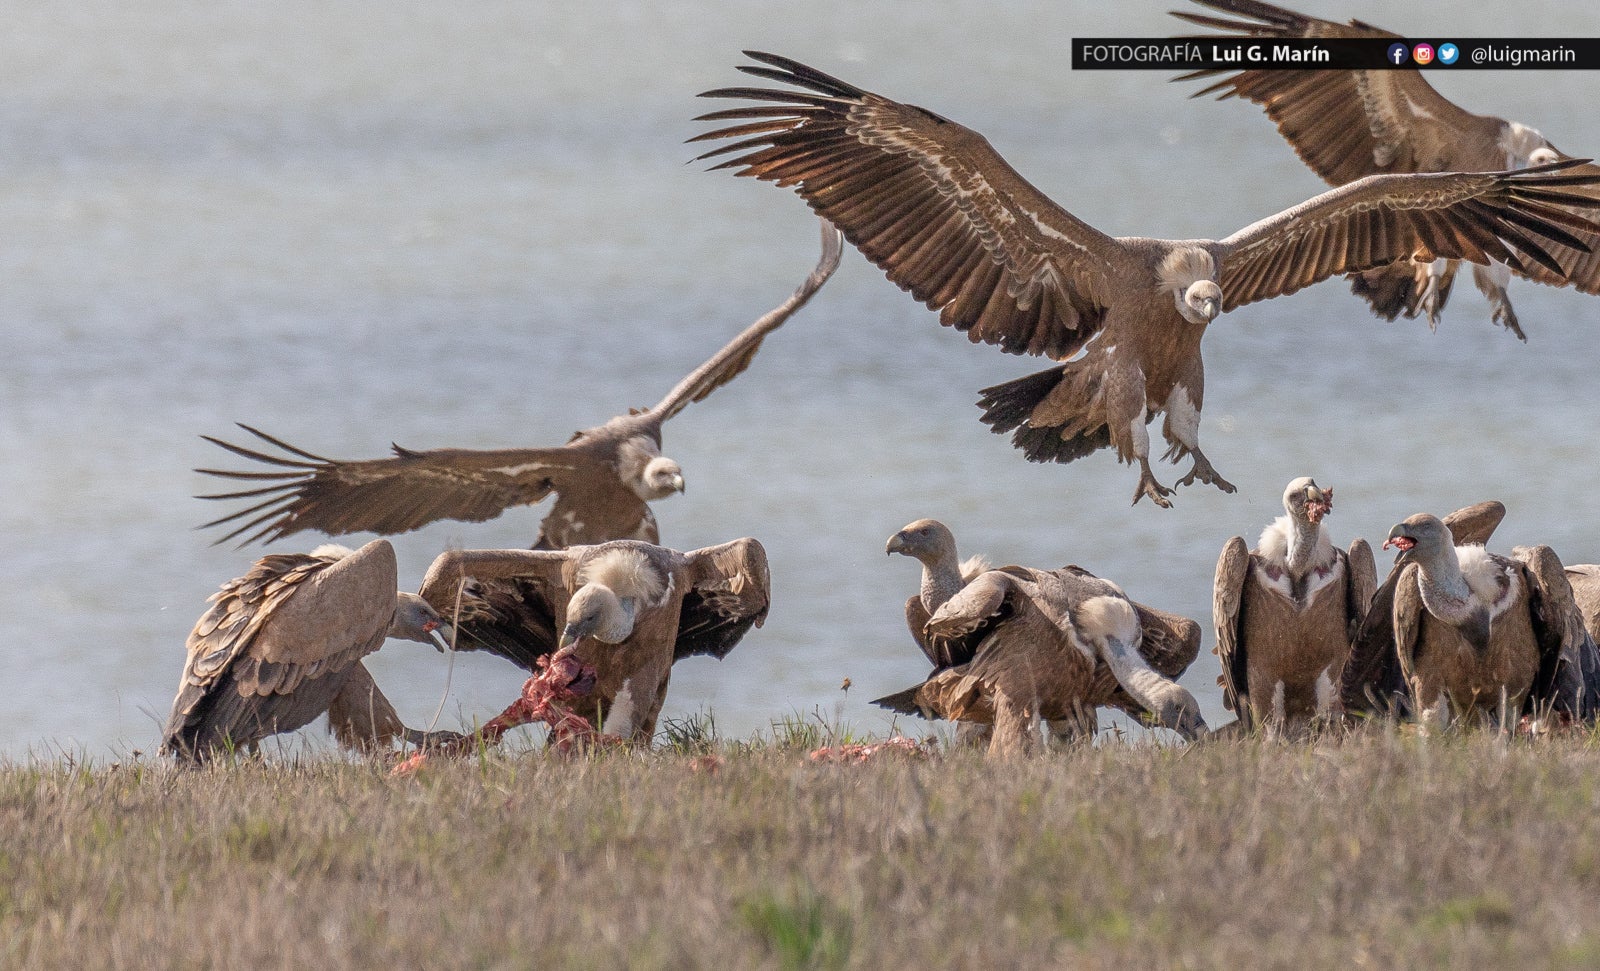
196 219 842 548
418 538 770 742
162 539 455 761
1174 0 1600 339
693 53 1600 506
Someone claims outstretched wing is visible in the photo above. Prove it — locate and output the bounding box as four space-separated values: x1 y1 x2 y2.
1516 545 1600 722
693 51 1136 360
675 537 771 661
1212 536 1251 725
196 424 591 546
1215 164 1600 312
416 547 575 670
645 219 842 424
1341 501 1505 716
1172 0 1495 185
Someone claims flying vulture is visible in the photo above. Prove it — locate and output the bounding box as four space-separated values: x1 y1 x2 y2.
417 537 770 742
161 539 455 761
692 52 1600 506
1212 477 1376 735
873 563 1208 755
1382 513 1596 730
1174 0 1600 339
195 218 843 549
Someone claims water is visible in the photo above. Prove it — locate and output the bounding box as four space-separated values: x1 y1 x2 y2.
4 0 1599 757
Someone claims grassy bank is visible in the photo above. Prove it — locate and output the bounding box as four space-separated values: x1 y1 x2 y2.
6 727 1600 969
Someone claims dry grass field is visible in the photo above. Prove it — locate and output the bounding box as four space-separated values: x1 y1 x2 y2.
7 721 1600 970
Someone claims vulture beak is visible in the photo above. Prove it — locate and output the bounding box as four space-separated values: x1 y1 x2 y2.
1304 485 1332 525
427 624 455 654
558 618 593 652
886 531 908 555
1383 525 1418 562
1201 296 1220 322
670 473 686 495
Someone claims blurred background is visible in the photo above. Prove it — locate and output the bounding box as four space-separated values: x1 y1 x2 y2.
2 0 1597 757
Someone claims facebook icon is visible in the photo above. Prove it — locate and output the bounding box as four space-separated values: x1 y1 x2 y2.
1387 42 1409 65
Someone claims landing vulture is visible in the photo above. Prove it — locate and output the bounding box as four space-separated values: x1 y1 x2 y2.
161 539 454 761
1213 477 1375 735
873 564 1207 755
1383 514 1595 730
1174 0 1600 339
1340 500 1506 717
196 219 843 548
418 538 769 742
693 53 1600 506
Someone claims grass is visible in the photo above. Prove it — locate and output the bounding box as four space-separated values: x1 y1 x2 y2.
7 727 1600 969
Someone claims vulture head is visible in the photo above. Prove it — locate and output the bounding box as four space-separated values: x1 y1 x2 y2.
886 518 958 565
1283 477 1332 526
560 583 637 649
1383 513 1452 568
636 456 687 500
1159 247 1221 325
1502 121 1560 168
391 592 454 653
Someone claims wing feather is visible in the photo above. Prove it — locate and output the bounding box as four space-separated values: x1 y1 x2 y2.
1212 536 1251 726
693 51 1134 360
675 538 772 661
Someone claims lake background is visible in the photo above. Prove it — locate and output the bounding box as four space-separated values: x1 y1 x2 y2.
4 1 1598 758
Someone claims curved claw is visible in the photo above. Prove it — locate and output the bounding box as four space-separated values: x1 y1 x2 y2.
1177 456 1236 494
1132 471 1174 508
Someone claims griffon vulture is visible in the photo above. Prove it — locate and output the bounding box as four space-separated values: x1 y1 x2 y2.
1174 0 1600 338
885 518 991 667
873 564 1207 755
1382 513 1596 730
1213 477 1375 735
692 53 1600 506
418 538 769 742
161 539 454 761
195 219 843 548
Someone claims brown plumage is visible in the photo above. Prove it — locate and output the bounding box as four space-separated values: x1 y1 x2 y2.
195 219 843 548
418 538 770 742
1384 514 1594 730
885 519 991 667
1341 500 1505 716
873 563 1206 754
161 539 452 761
1213 477 1375 735
1174 0 1600 339
693 53 1600 507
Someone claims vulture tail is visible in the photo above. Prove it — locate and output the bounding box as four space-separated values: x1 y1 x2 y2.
1347 262 1455 324
977 361 1113 465
870 685 926 715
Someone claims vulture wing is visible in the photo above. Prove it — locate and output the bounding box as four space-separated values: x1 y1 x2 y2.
196 424 593 546
1516 545 1600 722
1215 164 1600 312
693 51 1137 360
1212 535 1252 726
1345 538 1378 643
924 569 1020 669
1390 562 1426 706
674 537 772 661
644 219 843 425
416 547 574 670
162 539 398 757
1342 501 1505 716
904 595 939 669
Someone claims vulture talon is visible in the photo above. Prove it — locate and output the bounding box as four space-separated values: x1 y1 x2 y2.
1177 455 1235 494
1132 471 1175 508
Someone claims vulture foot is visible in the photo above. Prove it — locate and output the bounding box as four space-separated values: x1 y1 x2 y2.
1488 292 1527 342
401 728 467 749
1132 469 1174 508
1176 454 1235 494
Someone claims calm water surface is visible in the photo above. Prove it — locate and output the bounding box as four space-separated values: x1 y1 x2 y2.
4 1 1599 757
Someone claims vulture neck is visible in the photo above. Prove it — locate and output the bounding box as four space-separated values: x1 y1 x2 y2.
1259 514 1333 581
918 545 966 615
1411 544 1483 629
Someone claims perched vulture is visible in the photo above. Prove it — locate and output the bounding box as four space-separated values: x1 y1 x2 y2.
873 564 1207 755
693 52 1600 507
195 219 843 548
885 518 991 667
1174 0 1600 339
418 538 770 742
161 540 454 761
1382 514 1596 730
1213 477 1375 735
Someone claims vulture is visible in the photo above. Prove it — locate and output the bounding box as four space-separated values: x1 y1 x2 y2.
692 53 1600 507
873 563 1208 755
1174 0 1600 339
1382 513 1596 730
418 537 770 742
162 539 455 761
1212 477 1376 735
195 218 843 548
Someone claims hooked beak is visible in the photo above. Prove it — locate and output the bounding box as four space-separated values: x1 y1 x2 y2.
886 531 908 556
1383 526 1417 562
558 622 586 652
1304 485 1332 525
1201 297 1220 321
427 626 453 654
670 473 685 495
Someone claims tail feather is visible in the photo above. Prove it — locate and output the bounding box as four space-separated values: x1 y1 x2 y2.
870 685 926 715
977 363 1113 465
